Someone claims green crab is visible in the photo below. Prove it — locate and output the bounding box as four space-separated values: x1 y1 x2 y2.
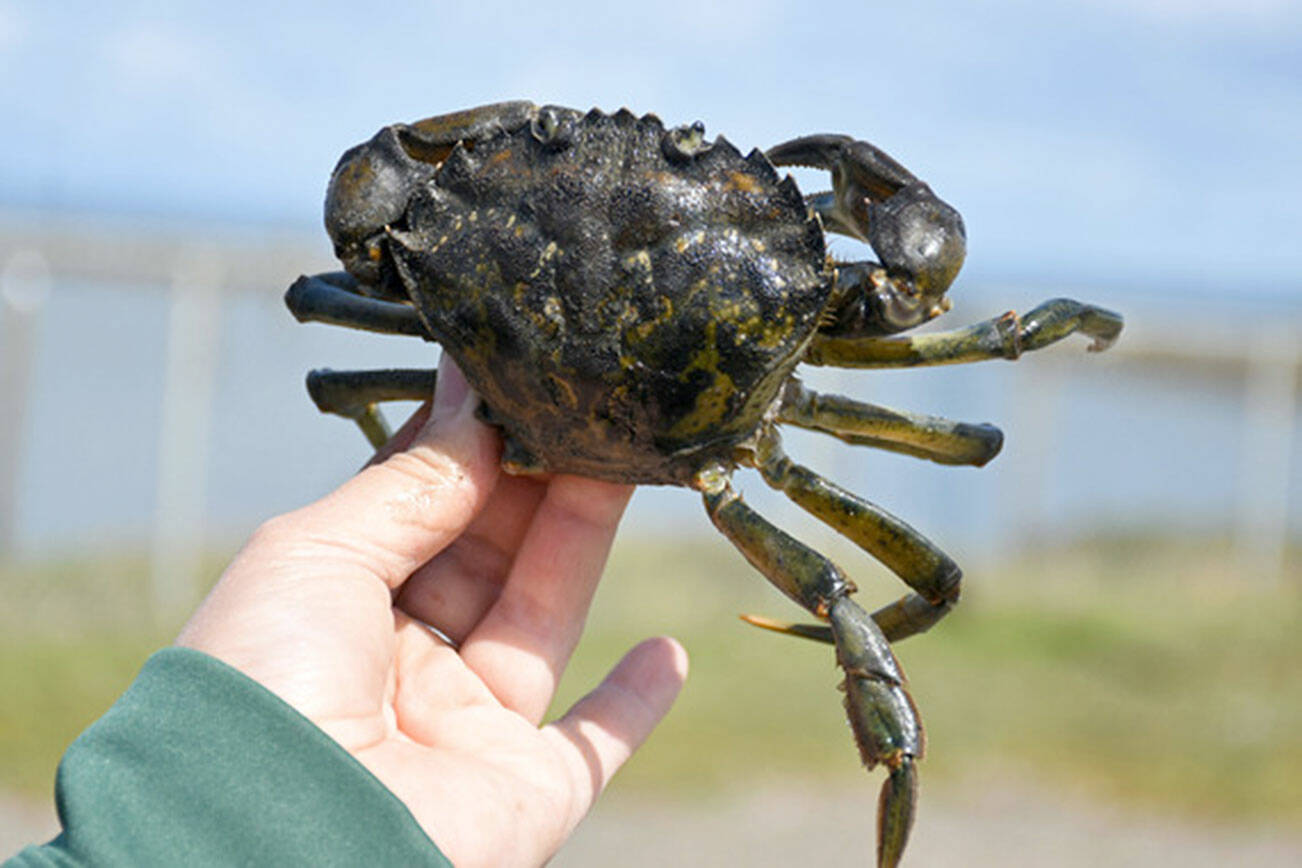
285 101 1123 866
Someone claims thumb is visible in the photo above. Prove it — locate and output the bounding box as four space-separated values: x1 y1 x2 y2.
543 637 689 832
265 355 501 589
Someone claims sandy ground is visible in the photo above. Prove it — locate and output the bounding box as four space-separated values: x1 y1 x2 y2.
0 792 57 858
562 779 1302 868
5 780 1301 866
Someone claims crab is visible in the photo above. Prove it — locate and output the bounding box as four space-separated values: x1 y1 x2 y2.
285 101 1123 867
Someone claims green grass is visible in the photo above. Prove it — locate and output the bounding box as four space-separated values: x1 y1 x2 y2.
0 550 221 795
553 534 1302 823
2 535 1299 827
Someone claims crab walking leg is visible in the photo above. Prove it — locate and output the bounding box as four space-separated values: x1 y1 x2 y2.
777 378 1004 467
806 297 1124 368
698 466 921 868
753 433 962 614
745 590 960 647
306 368 437 449
284 271 430 338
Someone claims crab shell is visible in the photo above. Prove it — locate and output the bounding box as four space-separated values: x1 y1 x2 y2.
344 107 834 484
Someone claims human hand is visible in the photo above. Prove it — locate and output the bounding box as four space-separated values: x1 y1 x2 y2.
177 356 688 867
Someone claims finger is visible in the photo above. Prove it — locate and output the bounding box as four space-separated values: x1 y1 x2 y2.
459 475 633 723
263 356 501 589
544 637 688 831
394 473 547 644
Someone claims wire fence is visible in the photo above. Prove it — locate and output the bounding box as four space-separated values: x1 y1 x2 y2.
2 214 1298 612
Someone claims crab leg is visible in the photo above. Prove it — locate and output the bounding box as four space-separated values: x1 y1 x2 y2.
305 368 437 448
697 465 921 868
285 271 430 338
806 297 1124 368
777 378 1004 467
750 432 961 619
744 590 956 646
736 428 963 653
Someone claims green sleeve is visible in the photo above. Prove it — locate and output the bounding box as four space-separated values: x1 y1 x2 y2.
5 648 452 867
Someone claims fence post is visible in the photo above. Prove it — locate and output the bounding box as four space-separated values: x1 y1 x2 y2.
149 246 223 618
1233 323 1299 583
1001 360 1067 556
0 249 51 558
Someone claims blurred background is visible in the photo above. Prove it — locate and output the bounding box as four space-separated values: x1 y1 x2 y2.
1 0 1299 864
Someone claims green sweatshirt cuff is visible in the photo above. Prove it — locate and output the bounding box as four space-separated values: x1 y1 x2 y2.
6 647 451 867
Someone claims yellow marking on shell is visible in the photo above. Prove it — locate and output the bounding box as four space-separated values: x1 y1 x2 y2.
506 214 516 228
528 241 560 280
668 320 739 440
725 171 762 194
548 372 579 409
628 293 676 341
713 299 745 323
674 229 706 253
543 295 563 323
623 249 653 272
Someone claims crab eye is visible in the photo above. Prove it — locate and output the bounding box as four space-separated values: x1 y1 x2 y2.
662 121 709 162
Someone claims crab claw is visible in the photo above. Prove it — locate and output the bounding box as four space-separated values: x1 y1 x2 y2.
769 133 966 336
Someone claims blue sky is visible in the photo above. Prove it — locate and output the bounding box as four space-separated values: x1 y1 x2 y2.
2 0 1301 290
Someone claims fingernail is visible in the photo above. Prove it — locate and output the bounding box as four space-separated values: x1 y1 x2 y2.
431 354 471 424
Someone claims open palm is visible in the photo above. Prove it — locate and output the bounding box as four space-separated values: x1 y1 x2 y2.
177 358 687 868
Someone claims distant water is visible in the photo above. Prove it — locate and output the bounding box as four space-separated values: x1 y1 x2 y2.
5 275 1300 569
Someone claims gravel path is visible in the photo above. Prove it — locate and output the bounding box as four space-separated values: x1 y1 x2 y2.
4 780 1300 866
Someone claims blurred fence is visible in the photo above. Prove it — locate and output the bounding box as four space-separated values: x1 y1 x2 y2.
1 213 1299 608
0 213 332 614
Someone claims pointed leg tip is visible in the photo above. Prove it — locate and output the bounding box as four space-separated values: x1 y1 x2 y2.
876 759 918 868
739 613 836 644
